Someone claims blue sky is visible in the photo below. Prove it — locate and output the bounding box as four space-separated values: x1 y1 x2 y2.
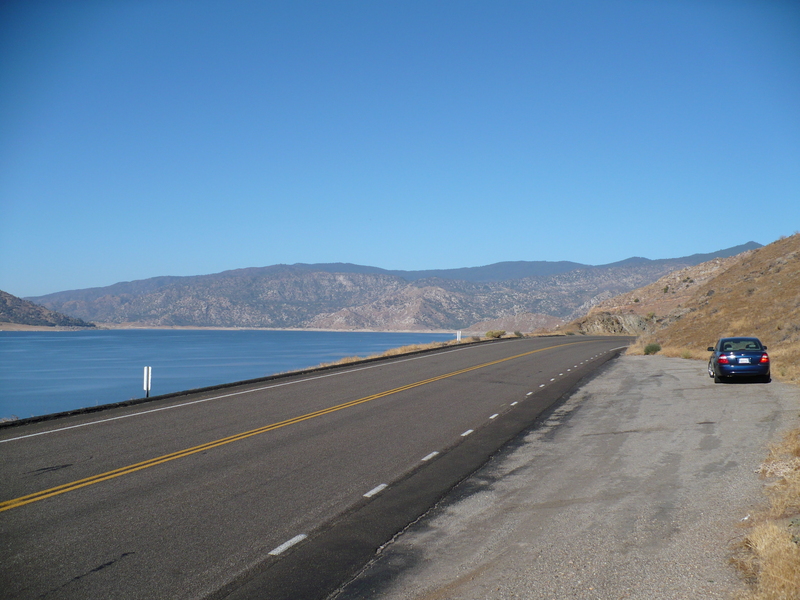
1 0 798 298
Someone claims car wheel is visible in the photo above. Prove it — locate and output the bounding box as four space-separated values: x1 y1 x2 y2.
762 374 771 383
708 363 715 378
714 372 723 384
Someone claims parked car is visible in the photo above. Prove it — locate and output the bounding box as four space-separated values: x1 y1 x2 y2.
707 337 770 383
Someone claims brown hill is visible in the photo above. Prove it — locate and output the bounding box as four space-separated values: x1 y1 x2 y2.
569 234 800 383
0 290 95 328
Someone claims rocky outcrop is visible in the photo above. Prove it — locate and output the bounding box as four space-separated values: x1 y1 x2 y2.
572 312 654 336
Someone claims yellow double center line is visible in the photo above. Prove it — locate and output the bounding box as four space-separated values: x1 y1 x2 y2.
1 342 586 513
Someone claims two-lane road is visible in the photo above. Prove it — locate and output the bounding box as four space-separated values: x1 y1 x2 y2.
0 336 629 600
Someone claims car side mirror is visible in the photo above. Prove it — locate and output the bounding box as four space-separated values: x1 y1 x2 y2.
707 347 714 352
763 346 768 350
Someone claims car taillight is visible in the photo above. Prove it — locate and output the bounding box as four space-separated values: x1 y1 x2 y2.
760 353 769 364
718 355 729 364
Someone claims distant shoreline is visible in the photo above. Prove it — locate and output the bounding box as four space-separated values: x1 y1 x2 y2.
0 322 463 334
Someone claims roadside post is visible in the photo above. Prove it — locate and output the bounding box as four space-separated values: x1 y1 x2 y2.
143 366 152 398
457 330 462 342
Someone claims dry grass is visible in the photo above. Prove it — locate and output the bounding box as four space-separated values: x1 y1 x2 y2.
625 339 708 360
732 429 800 599
733 522 800 599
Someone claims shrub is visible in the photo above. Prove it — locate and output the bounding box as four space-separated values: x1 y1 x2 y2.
644 343 662 355
514 331 523 338
486 330 506 339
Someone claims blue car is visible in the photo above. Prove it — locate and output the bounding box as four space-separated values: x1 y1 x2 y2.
707 337 770 383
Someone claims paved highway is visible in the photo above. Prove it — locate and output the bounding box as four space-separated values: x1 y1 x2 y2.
0 336 629 600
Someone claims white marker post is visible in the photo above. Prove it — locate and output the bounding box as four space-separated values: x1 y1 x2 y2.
143 366 152 398
456 330 462 342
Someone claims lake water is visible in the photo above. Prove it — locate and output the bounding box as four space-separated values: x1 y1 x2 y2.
0 329 455 420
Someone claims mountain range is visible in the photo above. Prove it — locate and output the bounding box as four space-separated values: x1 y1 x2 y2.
23 242 761 331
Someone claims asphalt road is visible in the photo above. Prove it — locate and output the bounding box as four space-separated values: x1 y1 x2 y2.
0 336 628 600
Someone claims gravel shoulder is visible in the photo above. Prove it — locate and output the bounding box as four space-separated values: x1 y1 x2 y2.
334 355 800 600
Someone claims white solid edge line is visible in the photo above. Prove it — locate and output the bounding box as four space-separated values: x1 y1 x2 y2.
1 343 481 444
269 534 307 556
461 429 474 437
421 451 440 462
364 483 388 498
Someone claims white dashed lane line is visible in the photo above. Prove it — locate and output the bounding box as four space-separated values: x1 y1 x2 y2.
364 484 388 498
269 534 307 556
356 346 629 541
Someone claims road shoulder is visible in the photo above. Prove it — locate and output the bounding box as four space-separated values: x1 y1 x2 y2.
334 355 800 600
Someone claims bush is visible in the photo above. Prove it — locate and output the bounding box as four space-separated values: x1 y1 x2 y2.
644 343 662 355
486 330 506 339
514 331 524 338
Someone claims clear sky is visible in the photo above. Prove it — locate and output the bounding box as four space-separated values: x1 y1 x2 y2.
1 0 798 298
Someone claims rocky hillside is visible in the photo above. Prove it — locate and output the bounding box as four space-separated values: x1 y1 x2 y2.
569 254 745 335
27 243 761 331
0 290 95 328
569 234 800 383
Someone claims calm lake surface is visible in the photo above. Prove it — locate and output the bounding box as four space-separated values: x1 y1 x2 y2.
0 329 455 420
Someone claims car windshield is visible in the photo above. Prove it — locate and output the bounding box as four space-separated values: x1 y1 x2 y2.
720 339 762 352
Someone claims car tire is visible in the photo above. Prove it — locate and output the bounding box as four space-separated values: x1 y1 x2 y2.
762 374 771 383
714 372 723 384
